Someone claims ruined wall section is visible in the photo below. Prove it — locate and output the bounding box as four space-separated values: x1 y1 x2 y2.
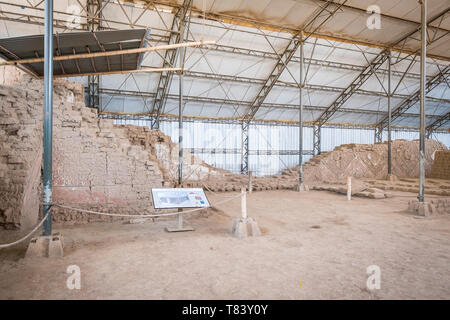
430 150 450 180
0 79 43 229
283 140 447 182
0 75 165 228
120 125 233 186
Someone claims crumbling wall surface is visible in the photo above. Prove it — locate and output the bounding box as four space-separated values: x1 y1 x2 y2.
0 66 25 86
0 79 43 229
0 75 166 228
430 150 450 180
50 81 165 223
121 125 235 186
283 140 447 182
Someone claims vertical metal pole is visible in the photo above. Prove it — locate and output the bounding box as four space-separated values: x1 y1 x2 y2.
87 0 101 110
347 176 352 201
418 0 426 203
177 8 187 226
178 71 183 187
241 187 247 220
42 0 53 236
387 50 392 175
176 64 184 227
298 33 304 191
241 121 249 175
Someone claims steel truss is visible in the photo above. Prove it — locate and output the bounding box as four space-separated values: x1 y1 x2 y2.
86 0 102 110
376 65 450 133
312 8 450 154
181 70 448 103
185 148 314 156
426 112 450 138
0 0 448 161
1 1 446 81
240 0 349 173
102 112 450 135
98 87 445 121
151 0 192 129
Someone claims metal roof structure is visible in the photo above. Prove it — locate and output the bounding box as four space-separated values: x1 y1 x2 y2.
0 29 148 77
0 0 449 130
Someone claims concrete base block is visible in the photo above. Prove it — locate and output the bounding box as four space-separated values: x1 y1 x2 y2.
231 218 262 238
165 226 195 232
297 183 310 192
407 201 436 217
25 233 64 258
386 174 399 181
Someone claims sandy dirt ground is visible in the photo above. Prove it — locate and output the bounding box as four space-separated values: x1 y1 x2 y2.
0 190 449 299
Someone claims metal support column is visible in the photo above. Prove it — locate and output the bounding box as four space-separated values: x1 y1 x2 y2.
313 124 321 155
178 71 183 186
87 0 101 110
241 121 250 175
418 0 427 203
387 50 392 175
152 0 193 129
298 33 304 190
374 126 382 143
42 0 53 236
166 50 193 232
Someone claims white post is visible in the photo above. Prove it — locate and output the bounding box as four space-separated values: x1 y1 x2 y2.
347 176 352 201
248 170 253 194
241 187 247 220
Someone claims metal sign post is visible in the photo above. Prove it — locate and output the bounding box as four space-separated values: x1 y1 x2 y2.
42 0 53 236
167 207 194 233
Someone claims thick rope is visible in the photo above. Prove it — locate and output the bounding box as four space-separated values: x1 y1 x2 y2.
0 191 243 249
51 192 242 217
0 211 50 249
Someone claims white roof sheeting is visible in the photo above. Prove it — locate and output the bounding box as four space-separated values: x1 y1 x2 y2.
0 0 449 129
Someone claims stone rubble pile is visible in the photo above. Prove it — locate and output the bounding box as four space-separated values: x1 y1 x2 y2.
283 140 447 182
430 150 450 180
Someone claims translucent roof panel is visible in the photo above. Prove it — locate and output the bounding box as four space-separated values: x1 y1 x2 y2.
0 0 448 129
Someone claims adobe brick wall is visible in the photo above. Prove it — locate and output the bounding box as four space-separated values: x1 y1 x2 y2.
0 76 43 229
0 75 167 228
283 139 448 181
0 65 25 86
430 150 450 180
0 74 267 228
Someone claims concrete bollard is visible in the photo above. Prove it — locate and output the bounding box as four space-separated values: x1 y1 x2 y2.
25 232 64 258
347 176 352 201
248 171 253 194
231 188 261 238
241 187 247 219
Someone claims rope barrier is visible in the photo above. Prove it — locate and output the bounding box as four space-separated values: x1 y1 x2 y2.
51 191 242 217
0 211 50 249
0 190 244 249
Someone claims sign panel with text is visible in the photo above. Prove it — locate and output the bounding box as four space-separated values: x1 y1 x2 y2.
151 188 211 209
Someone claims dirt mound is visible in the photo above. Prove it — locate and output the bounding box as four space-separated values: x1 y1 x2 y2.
283 140 447 183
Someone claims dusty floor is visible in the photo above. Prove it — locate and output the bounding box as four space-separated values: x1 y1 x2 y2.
0 190 449 299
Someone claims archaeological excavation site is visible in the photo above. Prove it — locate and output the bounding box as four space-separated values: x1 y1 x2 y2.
0 0 449 304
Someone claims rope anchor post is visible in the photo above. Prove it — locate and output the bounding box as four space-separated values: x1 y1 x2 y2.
230 188 262 238
347 176 352 201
